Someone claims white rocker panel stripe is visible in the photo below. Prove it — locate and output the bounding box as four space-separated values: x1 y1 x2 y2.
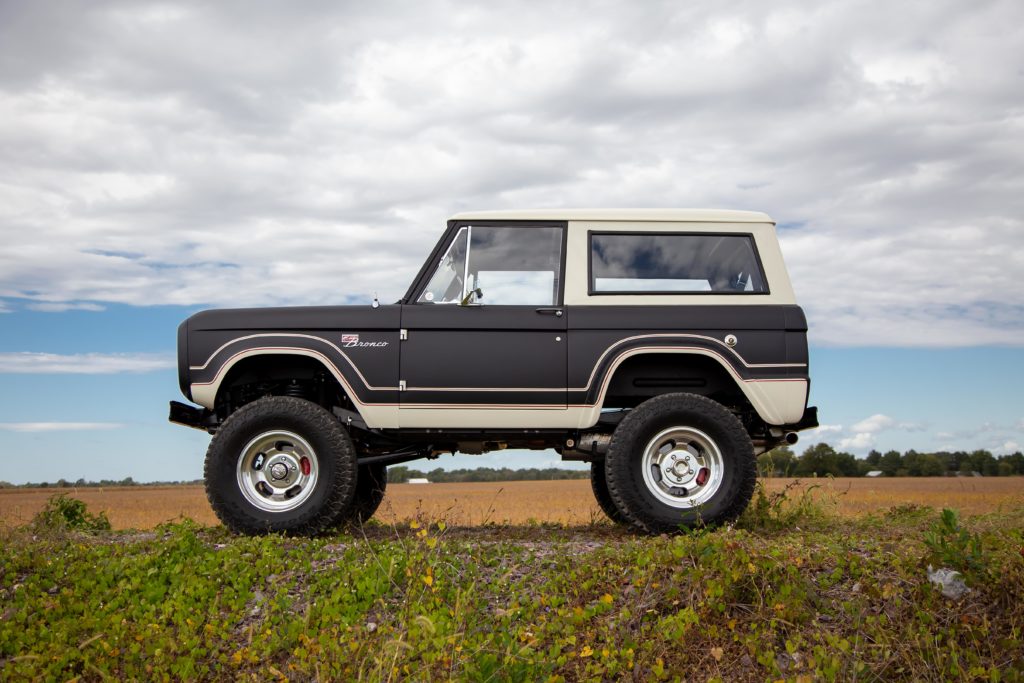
392 379 808 429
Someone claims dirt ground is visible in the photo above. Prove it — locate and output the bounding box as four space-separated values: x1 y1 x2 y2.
1 476 1021 530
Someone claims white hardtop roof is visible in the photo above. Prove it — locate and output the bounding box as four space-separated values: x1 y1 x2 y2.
450 208 774 223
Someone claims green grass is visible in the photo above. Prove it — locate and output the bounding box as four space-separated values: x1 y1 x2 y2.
1 497 1022 681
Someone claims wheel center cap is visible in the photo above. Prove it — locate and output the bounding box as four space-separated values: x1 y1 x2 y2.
672 462 690 477
269 462 289 480
662 455 698 485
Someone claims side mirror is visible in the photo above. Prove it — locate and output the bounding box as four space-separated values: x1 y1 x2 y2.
459 288 483 306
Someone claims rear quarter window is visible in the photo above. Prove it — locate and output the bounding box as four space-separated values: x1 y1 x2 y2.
589 232 768 295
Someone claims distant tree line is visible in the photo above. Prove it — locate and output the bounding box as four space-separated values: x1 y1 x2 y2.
387 466 589 483
0 477 204 489
759 443 1024 478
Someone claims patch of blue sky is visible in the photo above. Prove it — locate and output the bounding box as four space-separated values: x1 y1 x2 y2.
143 260 241 271
0 303 201 353
807 346 1024 452
810 347 1023 415
80 248 241 272
0 372 176 423
81 249 146 260
2 424 210 484
0 367 209 483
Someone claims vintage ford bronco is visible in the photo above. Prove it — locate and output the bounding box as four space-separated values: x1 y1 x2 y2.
170 209 817 534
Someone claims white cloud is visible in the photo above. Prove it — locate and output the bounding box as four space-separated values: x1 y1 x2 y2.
0 352 174 374
849 413 926 434
839 433 875 450
0 422 124 432
850 414 895 433
804 424 842 439
811 413 935 453
929 420 1024 454
24 302 105 312
0 2 1022 345
935 422 1003 440
860 51 951 88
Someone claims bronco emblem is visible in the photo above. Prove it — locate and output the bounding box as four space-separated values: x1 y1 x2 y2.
342 334 389 349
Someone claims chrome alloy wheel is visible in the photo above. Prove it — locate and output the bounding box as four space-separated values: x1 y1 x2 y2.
236 430 319 512
640 426 725 508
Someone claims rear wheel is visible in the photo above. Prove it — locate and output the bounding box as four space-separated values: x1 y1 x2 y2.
590 460 627 525
605 393 756 533
204 396 357 535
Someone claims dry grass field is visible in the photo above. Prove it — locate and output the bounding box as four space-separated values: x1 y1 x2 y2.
1 476 1022 530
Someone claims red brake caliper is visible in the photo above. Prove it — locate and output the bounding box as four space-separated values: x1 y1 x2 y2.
695 467 710 486
300 457 311 476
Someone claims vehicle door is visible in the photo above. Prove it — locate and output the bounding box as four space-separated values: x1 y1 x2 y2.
399 221 567 425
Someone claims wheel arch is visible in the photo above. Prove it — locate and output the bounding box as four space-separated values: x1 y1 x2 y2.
191 349 359 416
598 350 749 410
586 348 806 426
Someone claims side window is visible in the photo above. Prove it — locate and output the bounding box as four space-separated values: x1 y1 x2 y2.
418 225 563 305
590 233 767 294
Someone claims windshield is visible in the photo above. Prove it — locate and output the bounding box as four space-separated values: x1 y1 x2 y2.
417 227 469 303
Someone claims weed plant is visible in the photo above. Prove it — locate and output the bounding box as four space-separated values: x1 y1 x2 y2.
923 507 987 578
30 493 111 533
737 479 836 532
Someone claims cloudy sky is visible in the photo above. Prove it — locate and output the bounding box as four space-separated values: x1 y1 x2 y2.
1 0 1022 483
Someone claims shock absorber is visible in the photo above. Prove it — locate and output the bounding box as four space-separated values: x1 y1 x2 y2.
281 380 311 400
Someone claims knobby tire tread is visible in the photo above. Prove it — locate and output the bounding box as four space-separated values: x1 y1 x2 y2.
204 396 357 536
590 461 628 525
605 393 756 534
333 463 388 528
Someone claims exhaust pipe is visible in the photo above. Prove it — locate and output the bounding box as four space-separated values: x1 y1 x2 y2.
785 432 799 445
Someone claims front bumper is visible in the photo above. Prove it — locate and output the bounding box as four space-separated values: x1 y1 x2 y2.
169 401 218 432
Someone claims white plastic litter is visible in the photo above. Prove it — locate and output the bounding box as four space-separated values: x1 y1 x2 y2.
927 565 970 600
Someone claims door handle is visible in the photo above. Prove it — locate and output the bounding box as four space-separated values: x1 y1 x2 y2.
535 308 563 317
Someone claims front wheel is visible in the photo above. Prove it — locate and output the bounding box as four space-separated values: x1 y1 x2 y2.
605 393 756 534
332 463 388 527
204 396 357 535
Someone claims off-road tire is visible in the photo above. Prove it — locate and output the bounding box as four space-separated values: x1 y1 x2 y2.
332 463 388 527
590 461 628 525
605 393 756 534
204 396 357 535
